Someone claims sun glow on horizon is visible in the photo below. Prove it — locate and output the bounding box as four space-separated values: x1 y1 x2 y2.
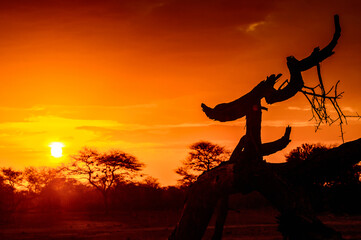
49 142 64 158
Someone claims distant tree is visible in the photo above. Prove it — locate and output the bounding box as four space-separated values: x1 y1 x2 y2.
0 176 13 222
67 147 144 213
0 169 19 217
0 168 26 214
0 168 23 190
0 167 61 214
1 167 60 193
23 167 60 195
285 143 360 185
285 143 330 164
175 166 198 187
141 176 161 189
176 141 230 187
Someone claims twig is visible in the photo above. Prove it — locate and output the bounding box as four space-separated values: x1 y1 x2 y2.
301 64 358 142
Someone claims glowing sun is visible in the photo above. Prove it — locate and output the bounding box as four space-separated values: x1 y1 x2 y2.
49 142 64 158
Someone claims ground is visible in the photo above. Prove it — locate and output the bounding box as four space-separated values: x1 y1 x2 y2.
0 209 360 240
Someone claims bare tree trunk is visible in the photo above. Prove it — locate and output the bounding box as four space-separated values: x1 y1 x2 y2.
169 162 237 240
211 196 229 240
102 191 109 215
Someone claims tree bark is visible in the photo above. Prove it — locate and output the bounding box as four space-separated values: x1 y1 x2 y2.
102 191 109 215
211 196 229 240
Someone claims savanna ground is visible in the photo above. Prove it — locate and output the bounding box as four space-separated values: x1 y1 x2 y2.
1 208 361 240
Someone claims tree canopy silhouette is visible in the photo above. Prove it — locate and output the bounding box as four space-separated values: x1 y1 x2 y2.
67 147 144 213
176 141 230 187
285 143 330 163
284 143 361 214
1 168 22 190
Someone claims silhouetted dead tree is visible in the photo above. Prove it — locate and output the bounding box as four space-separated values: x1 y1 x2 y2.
169 15 360 240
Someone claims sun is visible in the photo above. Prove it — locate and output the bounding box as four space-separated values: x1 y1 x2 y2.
49 142 64 158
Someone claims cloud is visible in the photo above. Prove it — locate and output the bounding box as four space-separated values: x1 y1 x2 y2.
76 120 246 133
262 120 314 127
75 122 217 136
245 21 266 32
0 115 120 153
341 106 356 113
0 0 275 30
287 106 310 111
0 0 277 56
0 106 45 111
0 115 118 131
146 0 275 29
30 103 156 111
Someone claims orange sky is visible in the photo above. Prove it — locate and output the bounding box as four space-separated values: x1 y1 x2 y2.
1 0 361 185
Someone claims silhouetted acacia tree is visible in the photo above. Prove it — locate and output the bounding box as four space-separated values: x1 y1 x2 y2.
68 147 144 213
175 141 230 187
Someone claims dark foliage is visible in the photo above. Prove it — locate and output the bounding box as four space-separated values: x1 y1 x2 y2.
0 165 187 219
285 143 361 214
110 181 186 211
285 143 330 164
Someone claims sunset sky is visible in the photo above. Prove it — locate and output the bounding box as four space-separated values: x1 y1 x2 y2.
1 0 361 185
